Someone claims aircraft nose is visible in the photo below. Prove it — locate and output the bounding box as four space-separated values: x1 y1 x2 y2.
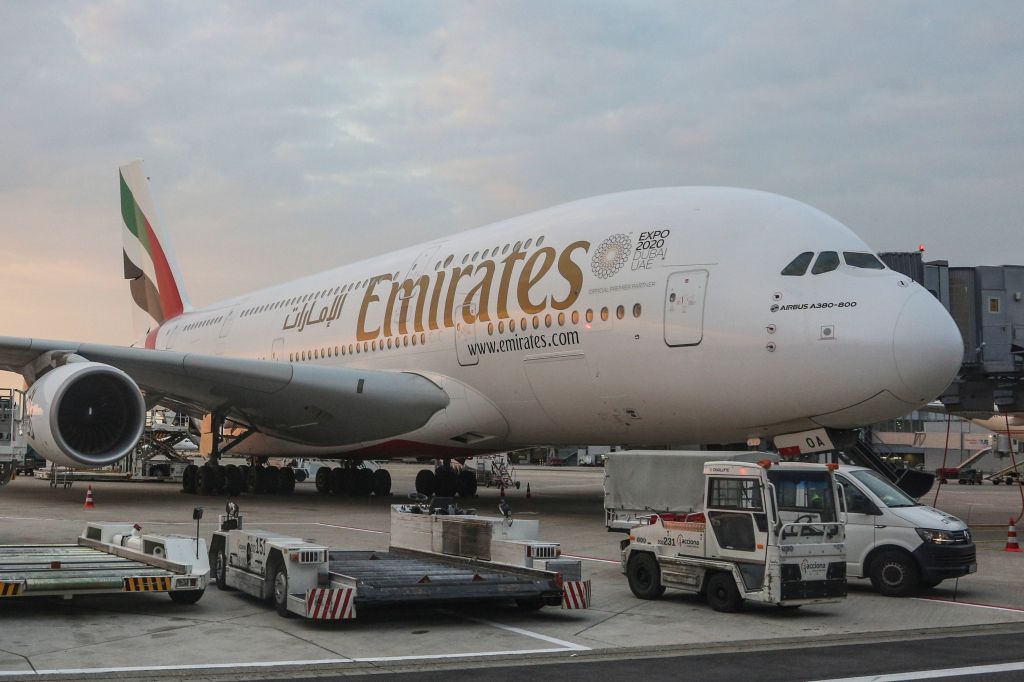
891 290 963 404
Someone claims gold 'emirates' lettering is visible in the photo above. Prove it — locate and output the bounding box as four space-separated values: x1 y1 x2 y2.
355 241 590 341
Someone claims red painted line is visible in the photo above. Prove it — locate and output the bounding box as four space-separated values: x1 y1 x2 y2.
562 553 619 565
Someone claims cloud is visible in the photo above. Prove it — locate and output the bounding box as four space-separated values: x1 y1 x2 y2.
0 0 1021 365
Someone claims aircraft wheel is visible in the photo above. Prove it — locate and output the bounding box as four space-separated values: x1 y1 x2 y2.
181 464 199 494
262 466 280 494
278 467 296 495
372 468 392 496
435 468 459 497
329 467 345 495
415 469 435 496
196 465 216 496
340 468 357 496
457 469 477 497
212 464 227 494
354 468 374 496
224 464 244 497
315 466 331 494
247 466 263 495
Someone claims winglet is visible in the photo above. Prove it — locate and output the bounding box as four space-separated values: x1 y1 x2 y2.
119 161 191 338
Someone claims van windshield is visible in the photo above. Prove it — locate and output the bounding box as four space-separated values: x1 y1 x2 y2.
766 470 837 522
850 470 918 508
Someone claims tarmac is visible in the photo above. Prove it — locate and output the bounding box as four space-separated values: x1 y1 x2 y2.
0 463 1022 681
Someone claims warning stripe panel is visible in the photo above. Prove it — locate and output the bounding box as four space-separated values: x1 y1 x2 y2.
123 576 172 592
0 582 23 597
305 587 356 619
562 579 592 609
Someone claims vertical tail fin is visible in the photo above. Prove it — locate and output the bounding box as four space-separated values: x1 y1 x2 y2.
119 161 191 341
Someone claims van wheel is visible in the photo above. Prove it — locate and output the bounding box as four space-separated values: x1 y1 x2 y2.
705 572 743 612
870 551 919 597
626 552 665 600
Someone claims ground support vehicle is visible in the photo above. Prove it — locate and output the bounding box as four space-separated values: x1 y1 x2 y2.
957 469 983 485
987 461 1022 485
474 454 520 490
209 501 589 620
618 456 847 612
0 389 27 487
0 522 208 603
835 465 976 595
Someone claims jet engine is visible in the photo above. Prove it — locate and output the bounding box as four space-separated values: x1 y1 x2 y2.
25 362 146 468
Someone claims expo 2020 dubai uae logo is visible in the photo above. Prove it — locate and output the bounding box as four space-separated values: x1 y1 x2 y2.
591 233 632 279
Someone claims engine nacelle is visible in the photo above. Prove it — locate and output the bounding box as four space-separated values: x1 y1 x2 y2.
25 362 146 468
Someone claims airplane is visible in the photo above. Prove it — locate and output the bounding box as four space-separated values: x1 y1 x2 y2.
0 161 964 497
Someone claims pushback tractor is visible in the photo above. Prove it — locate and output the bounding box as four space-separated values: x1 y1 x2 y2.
619 456 847 612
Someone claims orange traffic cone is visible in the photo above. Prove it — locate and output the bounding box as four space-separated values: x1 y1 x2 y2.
83 485 95 510
1005 517 1021 552
526 482 532 499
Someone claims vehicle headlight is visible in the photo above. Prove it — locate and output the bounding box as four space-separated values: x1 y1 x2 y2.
916 528 956 545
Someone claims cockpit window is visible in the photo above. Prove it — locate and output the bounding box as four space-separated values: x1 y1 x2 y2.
844 252 885 270
781 252 814 276
811 251 840 274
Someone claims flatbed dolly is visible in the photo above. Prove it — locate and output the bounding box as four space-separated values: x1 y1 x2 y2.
0 522 209 603
210 499 591 620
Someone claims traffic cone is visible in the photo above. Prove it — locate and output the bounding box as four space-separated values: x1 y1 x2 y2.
526 482 532 499
1005 517 1021 552
83 485 95 510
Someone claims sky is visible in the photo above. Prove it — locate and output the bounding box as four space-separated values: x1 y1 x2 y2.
1 1 1022 373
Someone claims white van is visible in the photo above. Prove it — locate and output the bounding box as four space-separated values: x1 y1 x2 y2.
834 465 976 596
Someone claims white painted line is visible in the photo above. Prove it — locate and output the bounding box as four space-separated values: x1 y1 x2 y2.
911 597 1024 614
811 659 1024 681
562 554 619 565
314 522 388 535
0 658 353 677
465 615 590 651
0 645 585 677
353 647 577 663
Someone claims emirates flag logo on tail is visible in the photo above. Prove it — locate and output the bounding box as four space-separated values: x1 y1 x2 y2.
119 161 189 338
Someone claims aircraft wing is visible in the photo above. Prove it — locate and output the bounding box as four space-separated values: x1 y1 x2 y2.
0 336 449 446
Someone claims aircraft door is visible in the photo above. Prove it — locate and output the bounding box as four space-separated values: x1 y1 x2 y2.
404 244 444 283
455 303 479 367
664 270 708 346
219 306 239 339
270 338 285 362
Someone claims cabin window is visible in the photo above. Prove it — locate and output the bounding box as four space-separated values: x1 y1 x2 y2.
558 312 566 326
572 310 580 324
444 255 453 267
811 251 840 275
524 238 533 249
536 236 545 246
502 244 510 255
544 314 552 328
585 309 594 323
600 307 609 322
498 320 505 333
844 252 885 270
633 303 642 318
781 251 814 276
616 305 625 320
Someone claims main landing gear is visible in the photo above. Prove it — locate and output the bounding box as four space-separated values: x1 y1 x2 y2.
314 461 392 497
414 459 477 498
182 460 298 496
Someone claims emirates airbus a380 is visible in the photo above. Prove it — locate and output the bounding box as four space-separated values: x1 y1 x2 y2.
0 161 962 497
